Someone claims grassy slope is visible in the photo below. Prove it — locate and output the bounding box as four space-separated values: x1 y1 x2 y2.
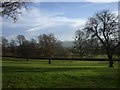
2 57 119 88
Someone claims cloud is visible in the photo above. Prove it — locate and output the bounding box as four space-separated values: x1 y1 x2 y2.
2 6 86 41
85 0 119 3
27 16 86 32
25 7 86 33
50 16 86 27
32 0 119 3
3 2 117 41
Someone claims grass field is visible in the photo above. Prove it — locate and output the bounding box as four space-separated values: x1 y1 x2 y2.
2 57 120 88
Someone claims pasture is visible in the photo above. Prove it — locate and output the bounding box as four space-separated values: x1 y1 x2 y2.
2 57 120 88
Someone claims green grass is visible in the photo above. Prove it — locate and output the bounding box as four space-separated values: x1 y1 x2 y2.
2 57 120 88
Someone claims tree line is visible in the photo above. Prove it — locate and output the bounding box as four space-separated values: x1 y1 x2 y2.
2 34 68 60
1 34 100 58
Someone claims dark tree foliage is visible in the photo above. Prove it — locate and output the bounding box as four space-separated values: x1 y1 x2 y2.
84 10 120 67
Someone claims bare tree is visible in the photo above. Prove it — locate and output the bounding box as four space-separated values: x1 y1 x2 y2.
38 34 58 64
0 1 28 22
9 39 17 56
29 38 39 58
21 40 31 61
16 35 26 45
84 10 119 67
2 37 9 56
74 30 87 59
54 41 67 58
16 35 26 57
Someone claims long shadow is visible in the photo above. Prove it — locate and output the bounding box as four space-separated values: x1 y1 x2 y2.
2 66 101 73
2 66 119 88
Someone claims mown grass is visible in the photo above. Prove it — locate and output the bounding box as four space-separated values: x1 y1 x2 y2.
2 57 120 88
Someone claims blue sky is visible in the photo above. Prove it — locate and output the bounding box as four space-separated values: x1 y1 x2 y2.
2 1 118 41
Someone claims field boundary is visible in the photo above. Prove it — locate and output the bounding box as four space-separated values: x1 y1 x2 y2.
2 56 120 61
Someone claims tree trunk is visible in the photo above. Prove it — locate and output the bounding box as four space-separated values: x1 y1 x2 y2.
48 58 51 64
107 53 113 67
108 55 113 67
80 53 83 60
26 58 28 61
106 47 114 67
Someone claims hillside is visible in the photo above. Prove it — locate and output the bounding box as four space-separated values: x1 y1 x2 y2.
61 41 74 48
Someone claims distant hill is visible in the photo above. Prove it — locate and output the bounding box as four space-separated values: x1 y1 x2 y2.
61 41 74 48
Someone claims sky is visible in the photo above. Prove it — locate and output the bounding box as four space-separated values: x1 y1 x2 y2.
2 1 118 41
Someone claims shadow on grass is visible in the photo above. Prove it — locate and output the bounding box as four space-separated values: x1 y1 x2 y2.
2 66 119 88
2 66 104 73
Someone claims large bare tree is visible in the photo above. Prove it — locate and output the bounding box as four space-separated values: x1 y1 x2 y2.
84 10 119 67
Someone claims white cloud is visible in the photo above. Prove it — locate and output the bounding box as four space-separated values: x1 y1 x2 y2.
22 7 86 41
50 16 86 27
1 0 119 3
26 0 119 2
85 0 119 3
2 6 86 41
26 16 86 32
24 0 119 3
24 7 86 33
